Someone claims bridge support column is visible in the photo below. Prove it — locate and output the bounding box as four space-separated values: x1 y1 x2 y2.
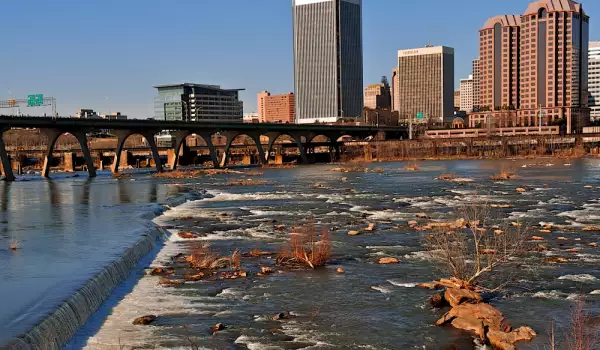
265 132 281 163
73 131 97 178
0 129 15 181
169 131 190 170
248 133 266 166
111 130 131 174
198 132 220 169
41 129 62 179
290 132 309 164
220 131 237 168
142 132 163 173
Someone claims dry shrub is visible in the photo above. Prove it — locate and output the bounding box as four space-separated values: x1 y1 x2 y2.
404 162 419 171
277 220 332 269
423 203 530 288
187 244 231 270
153 170 201 179
230 249 241 270
9 239 20 250
437 173 457 181
490 167 516 181
226 178 268 186
565 298 600 350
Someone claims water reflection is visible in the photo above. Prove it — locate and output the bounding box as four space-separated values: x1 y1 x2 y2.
117 180 131 204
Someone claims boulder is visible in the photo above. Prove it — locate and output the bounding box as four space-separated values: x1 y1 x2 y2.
377 257 399 264
516 188 527 193
547 257 569 264
150 267 174 276
557 237 569 241
261 266 274 274
407 220 418 227
444 288 483 308
184 272 205 281
417 282 440 290
365 223 376 232
210 323 225 333
430 292 447 308
348 230 360 236
178 231 199 239
538 229 552 233
587 242 598 247
158 277 185 287
450 316 486 340
437 277 470 289
336 267 345 274
436 303 511 333
487 327 537 350
272 311 293 320
133 315 156 325
416 213 428 218
531 236 544 241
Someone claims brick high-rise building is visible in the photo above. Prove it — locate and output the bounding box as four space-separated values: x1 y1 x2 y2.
517 0 590 133
293 0 363 123
479 15 521 111
397 46 455 124
256 91 296 123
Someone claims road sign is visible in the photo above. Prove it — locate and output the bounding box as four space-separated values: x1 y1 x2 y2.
416 112 424 120
27 94 44 107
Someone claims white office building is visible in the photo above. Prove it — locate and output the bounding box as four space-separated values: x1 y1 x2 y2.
590 42 600 121
460 75 474 113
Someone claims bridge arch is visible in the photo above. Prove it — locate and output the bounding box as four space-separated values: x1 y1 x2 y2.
220 132 266 168
112 130 162 174
41 129 96 179
170 132 220 170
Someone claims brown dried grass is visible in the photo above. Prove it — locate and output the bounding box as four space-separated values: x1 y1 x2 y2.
276 220 332 269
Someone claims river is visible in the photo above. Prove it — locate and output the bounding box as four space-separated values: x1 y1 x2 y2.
2 160 600 349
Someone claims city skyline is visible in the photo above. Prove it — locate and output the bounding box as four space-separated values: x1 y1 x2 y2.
1 0 599 118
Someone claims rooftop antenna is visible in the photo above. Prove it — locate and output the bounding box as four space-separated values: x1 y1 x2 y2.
425 41 433 48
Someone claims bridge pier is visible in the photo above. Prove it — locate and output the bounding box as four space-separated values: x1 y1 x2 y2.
169 131 190 170
41 129 62 179
142 131 163 173
111 130 130 174
197 132 220 169
220 132 266 168
0 129 15 181
73 131 96 178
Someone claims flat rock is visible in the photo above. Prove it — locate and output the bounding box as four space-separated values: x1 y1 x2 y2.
487 326 537 350
516 188 527 193
348 230 360 236
444 288 483 308
133 315 156 325
377 257 399 264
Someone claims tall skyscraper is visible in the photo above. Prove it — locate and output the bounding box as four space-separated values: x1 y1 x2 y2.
391 68 399 112
479 15 521 111
472 58 481 110
517 0 590 133
292 0 363 124
397 46 454 124
590 42 600 121
460 75 474 112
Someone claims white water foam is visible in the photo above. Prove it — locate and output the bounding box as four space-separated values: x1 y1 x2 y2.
558 274 598 283
387 280 418 288
371 285 394 294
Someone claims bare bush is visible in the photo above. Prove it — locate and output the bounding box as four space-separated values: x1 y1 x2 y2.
423 203 530 288
187 244 231 270
490 167 517 181
565 298 600 350
277 220 332 269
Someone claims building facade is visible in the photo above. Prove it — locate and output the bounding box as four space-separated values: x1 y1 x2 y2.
292 0 363 123
460 75 474 112
472 58 481 110
364 83 391 109
590 41 600 121
257 91 296 123
397 46 455 124
454 90 461 110
153 83 243 123
479 15 521 114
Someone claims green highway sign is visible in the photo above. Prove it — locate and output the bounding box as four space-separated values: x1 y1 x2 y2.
27 94 44 107
416 112 424 120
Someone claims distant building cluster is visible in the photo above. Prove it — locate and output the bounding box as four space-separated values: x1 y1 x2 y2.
74 109 127 120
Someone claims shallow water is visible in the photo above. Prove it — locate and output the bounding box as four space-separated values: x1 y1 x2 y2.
59 159 600 349
0 172 190 344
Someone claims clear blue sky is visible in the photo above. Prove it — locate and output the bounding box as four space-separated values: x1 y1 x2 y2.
0 0 598 118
